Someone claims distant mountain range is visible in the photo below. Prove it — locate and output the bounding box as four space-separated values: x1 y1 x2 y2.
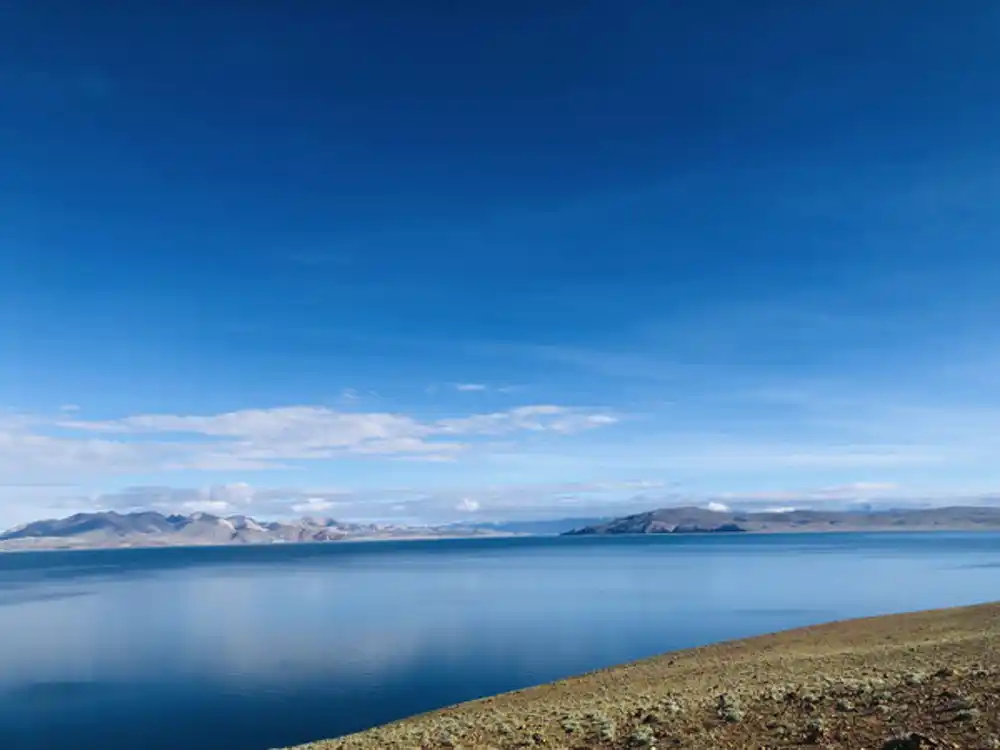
6 505 1000 551
0 511 514 551
563 505 1000 535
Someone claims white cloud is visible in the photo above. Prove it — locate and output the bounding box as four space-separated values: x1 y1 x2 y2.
436 405 617 436
484 440 938 478
0 429 175 476
90 484 258 516
59 404 615 445
833 481 898 493
61 407 427 445
454 383 487 392
0 403 617 479
85 485 351 520
713 481 901 504
290 497 340 515
706 501 729 512
455 498 480 512
208 482 255 505
179 499 232 514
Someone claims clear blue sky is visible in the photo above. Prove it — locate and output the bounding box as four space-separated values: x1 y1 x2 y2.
3 1 1000 525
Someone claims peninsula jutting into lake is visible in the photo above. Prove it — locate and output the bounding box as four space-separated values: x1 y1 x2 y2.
562 505 1000 535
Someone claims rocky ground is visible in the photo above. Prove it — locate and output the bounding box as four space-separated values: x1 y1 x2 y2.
290 602 1000 750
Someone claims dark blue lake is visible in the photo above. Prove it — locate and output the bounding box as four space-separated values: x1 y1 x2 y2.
1 533 998 750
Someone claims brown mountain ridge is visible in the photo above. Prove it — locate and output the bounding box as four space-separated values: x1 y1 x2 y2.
563 505 1000 535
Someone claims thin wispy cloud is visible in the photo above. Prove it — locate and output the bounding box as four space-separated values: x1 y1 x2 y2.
0 403 619 486
444 382 524 394
453 383 487 392
713 482 901 504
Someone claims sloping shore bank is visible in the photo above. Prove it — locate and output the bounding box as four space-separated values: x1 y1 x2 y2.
291 602 1000 749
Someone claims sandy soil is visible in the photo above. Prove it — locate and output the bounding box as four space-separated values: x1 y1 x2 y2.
290 601 1000 750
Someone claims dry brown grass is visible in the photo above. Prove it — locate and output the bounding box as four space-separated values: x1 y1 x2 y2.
289 602 1000 750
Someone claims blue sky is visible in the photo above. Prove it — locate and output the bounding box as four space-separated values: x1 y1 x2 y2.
3 2 1000 525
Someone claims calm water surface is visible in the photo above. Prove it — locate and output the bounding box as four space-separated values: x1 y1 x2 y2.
1 533 998 750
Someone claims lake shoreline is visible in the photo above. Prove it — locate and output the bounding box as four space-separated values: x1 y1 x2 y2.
292 601 1000 749
0 531 523 553
6 525 1000 553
